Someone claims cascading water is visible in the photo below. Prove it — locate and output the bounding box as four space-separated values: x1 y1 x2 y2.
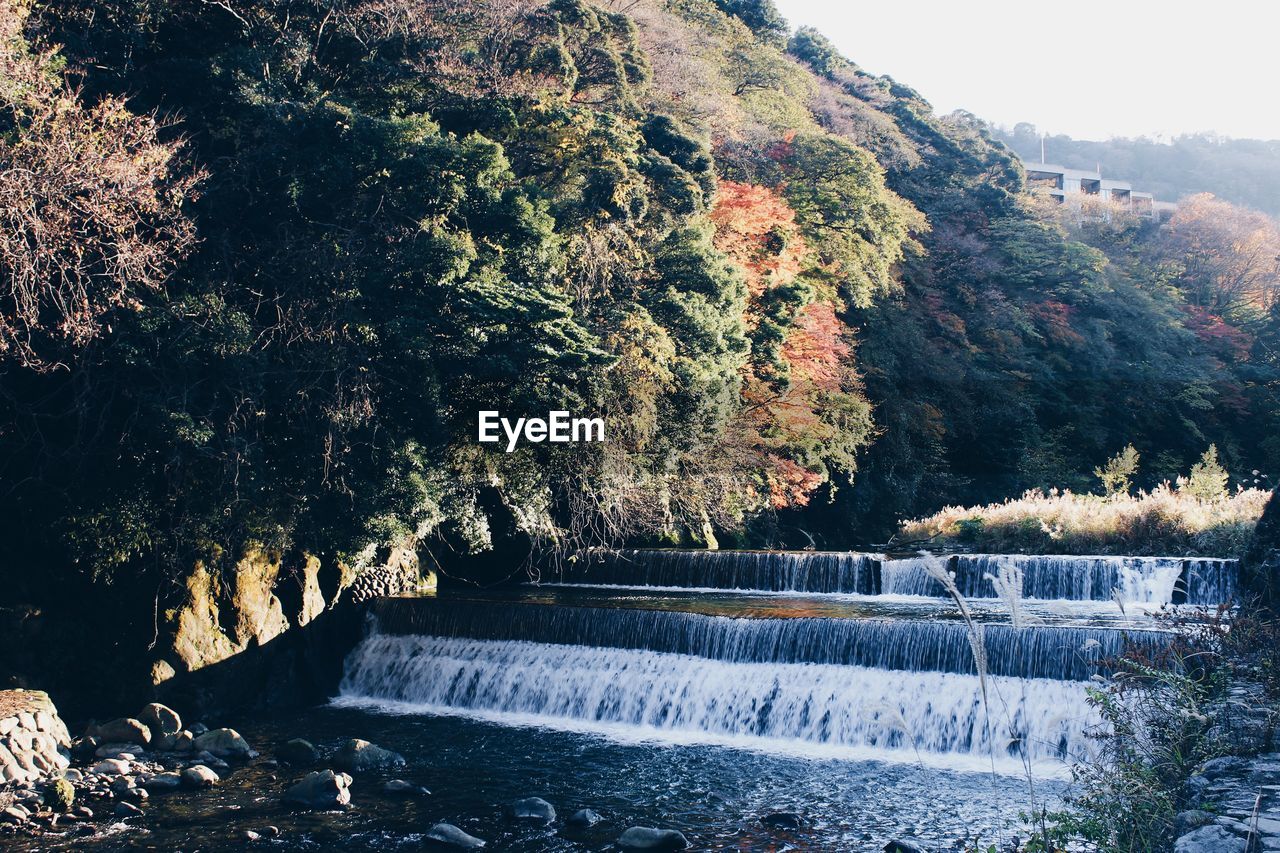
338 548 1237 779
338 634 1093 773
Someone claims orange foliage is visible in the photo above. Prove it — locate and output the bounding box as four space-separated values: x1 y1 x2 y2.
781 300 850 388
710 181 809 298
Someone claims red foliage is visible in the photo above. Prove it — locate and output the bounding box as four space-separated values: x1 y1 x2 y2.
710 181 809 298
781 300 850 389
1182 305 1253 361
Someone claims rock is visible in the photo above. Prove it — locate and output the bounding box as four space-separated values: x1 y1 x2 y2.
63 768 83 782
761 812 802 830
1199 756 1249 779
566 808 602 827
382 779 429 796
72 806 93 820
1 806 28 824
90 758 130 776
507 796 556 824
195 751 230 772
91 718 151 745
189 723 209 736
95 743 143 759
137 704 182 739
113 801 143 818
1175 809 1215 836
181 765 220 788
276 738 320 765
1174 824 1247 853
332 738 405 773
282 770 352 810
244 829 261 841
171 731 196 753
884 842 927 853
617 827 690 851
193 728 256 760
147 772 182 792
424 822 486 849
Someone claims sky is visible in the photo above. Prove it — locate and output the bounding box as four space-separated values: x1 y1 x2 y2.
773 0 1280 141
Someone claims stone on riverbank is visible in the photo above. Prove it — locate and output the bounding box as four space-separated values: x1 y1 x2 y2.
283 770 352 809
383 779 429 796
90 718 151 745
507 796 556 824
193 728 256 760
566 808 602 827
181 764 220 788
90 758 130 776
145 771 183 791
137 703 182 739
277 738 319 765
113 801 143 817
0 690 71 784
425 822 486 848
617 827 690 850
332 738 404 772
1174 824 1246 852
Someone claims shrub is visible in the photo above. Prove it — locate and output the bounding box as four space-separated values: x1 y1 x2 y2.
1183 444 1230 502
1094 444 1140 496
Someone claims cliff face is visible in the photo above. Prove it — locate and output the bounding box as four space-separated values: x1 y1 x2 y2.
1243 488 1280 611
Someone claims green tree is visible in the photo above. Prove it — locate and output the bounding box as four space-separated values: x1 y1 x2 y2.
1183 445 1230 501
1095 445 1141 496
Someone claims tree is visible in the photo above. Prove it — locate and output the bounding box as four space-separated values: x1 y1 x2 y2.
1158 194 1280 314
0 0 200 369
1183 445 1230 502
1095 445 1140 496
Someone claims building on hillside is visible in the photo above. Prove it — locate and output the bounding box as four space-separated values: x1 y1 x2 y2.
1021 161 1176 221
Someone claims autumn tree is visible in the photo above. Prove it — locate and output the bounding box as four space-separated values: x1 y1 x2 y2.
1159 193 1280 314
0 0 200 369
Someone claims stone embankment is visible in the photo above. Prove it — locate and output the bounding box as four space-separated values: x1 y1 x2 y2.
0 690 70 786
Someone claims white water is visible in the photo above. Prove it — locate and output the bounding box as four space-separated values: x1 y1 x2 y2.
339 633 1097 777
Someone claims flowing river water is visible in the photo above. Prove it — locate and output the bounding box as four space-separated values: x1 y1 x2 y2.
39 551 1239 850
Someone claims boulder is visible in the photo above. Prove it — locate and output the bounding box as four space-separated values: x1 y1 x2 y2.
90 718 151 745
1 805 27 824
884 842 927 853
113 801 143 818
424 822 486 849
193 728 256 760
566 808 602 828
331 738 405 773
171 731 196 753
382 779 429 796
1174 824 1247 853
95 743 142 759
617 827 690 850
90 758 130 776
276 738 320 765
761 812 802 830
181 765 220 788
283 770 352 810
137 704 182 739
195 751 230 773
146 772 183 792
508 796 556 824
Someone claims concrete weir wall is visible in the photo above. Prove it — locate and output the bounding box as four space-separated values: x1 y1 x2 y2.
0 690 70 784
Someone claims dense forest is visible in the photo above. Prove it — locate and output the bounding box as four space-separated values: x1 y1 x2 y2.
2 0 1278 601
996 122 1280 217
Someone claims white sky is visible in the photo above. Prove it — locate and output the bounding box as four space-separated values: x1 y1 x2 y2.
774 0 1280 141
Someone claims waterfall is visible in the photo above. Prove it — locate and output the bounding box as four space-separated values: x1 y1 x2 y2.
553 549 880 594
339 633 1096 773
369 598 1168 681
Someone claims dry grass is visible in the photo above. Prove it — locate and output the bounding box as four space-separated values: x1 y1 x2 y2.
900 484 1270 558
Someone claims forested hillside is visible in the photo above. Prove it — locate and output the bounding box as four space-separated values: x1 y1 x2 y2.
995 122 1280 217
2 0 1277 594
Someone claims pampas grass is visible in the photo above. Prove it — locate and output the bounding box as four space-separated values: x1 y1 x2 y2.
901 483 1269 558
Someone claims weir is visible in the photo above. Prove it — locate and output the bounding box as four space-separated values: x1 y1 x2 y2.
338 547 1231 775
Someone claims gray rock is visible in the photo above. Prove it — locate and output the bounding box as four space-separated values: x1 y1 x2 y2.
283 770 352 810
189 723 208 737
382 779 429 796
1175 809 1215 836
425 822 486 848
195 751 230 772
113 801 143 817
181 765 220 788
94 743 142 759
277 738 320 765
761 812 803 830
137 704 182 739
508 796 556 824
566 808 602 827
171 731 195 753
193 728 256 760
332 738 405 773
63 768 83 782
91 718 151 745
617 827 690 851
1174 824 1247 853
244 829 261 841
90 758 130 776
146 772 182 792
1 806 28 824
1199 756 1249 779
883 842 927 853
